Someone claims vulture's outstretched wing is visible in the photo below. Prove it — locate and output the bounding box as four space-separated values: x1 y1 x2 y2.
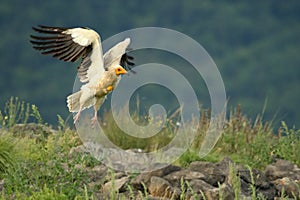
103 38 134 72
30 25 104 83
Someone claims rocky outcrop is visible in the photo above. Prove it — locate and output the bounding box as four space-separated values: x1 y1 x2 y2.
11 123 57 139
265 159 300 198
4 123 299 199
77 153 300 199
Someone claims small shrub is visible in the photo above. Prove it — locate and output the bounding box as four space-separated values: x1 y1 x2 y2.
207 105 277 168
274 121 300 166
22 185 68 200
100 109 176 152
228 163 241 200
0 133 15 176
0 97 43 128
175 149 200 167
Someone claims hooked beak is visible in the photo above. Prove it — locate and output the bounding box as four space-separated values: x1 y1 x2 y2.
115 66 127 76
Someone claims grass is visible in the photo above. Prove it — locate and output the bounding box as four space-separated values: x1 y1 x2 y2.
0 97 299 199
0 97 42 128
99 107 178 152
0 133 15 175
194 105 300 169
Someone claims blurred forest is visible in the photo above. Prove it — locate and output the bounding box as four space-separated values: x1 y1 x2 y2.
0 0 299 128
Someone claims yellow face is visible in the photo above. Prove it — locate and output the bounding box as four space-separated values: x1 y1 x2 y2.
115 66 127 76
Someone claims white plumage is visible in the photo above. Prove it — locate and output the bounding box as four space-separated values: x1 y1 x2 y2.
30 25 134 125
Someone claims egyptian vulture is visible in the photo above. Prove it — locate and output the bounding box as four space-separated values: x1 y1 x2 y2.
30 25 134 125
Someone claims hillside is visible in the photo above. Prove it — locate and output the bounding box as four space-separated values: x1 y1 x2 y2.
0 1 299 127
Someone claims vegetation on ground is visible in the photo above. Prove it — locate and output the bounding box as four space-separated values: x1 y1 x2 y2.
0 97 299 199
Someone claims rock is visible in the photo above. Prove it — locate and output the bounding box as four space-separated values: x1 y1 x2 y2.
129 158 299 199
89 165 108 182
131 164 181 190
264 159 300 199
147 195 170 200
265 159 300 181
131 172 153 191
65 153 299 200
189 161 226 186
185 180 234 200
91 165 108 174
238 166 276 200
258 186 276 200
204 183 234 200
215 157 234 174
273 177 300 198
92 193 106 200
11 123 56 139
238 167 268 186
150 164 182 177
148 176 180 199
164 169 205 187
187 179 215 193
102 176 129 194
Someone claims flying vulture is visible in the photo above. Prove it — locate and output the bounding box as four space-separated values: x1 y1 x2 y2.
30 25 134 126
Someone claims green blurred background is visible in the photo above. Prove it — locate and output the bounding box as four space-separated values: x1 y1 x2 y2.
0 0 299 128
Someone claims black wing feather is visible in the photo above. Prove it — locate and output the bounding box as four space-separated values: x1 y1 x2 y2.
30 25 92 62
120 53 136 73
